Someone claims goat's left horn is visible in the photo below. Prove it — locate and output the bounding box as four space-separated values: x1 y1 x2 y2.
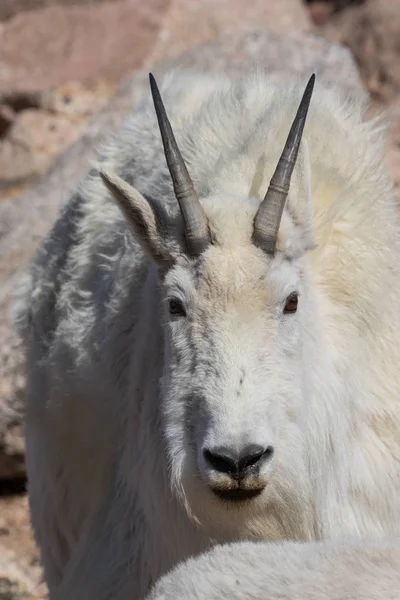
149 73 211 256
252 74 315 255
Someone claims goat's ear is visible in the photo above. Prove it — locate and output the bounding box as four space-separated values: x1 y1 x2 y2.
99 168 176 264
286 139 316 253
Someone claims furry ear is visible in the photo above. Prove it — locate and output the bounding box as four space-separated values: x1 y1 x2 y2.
99 168 177 263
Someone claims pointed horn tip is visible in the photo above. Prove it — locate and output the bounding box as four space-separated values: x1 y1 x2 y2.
149 72 156 90
294 73 316 124
303 73 316 104
149 72 161 104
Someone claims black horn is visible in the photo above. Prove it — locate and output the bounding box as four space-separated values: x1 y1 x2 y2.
149 73 211 256
252 74 315 255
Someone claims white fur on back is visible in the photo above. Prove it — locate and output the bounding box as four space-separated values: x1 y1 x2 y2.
146 538 400 600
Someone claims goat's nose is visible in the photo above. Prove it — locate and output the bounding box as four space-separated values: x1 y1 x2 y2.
203 444 274 478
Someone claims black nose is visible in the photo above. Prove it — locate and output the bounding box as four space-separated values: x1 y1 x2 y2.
203 444 274 479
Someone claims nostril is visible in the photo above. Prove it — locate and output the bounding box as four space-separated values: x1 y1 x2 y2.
203 445 274 477
265 445 274 457
240 451 262 471
261 445 274 462
238 445 274 472
203 448 237 475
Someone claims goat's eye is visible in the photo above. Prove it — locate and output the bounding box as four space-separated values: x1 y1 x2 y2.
283 292 298 314
168 298 186 317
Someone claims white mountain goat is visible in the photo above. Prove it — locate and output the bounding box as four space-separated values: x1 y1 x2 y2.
146 538 400 600
15 66 400 600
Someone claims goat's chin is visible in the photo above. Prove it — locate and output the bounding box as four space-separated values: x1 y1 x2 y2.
176 476 269 539
176 466 315 542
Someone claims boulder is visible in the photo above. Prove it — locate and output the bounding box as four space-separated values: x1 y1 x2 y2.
0 0 125 23
320 0 400 102
0 0 310 198
0 0 170 96
0 495 46 599
0 80 114 195
0 548 45 599
0 28 363 479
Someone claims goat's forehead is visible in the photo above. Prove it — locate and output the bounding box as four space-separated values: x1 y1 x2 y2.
166 246 298 307
201 194 260 248
196 246 268 301
164 196 300 302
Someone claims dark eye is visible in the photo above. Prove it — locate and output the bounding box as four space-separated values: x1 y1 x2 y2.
283 292 298 314
168 298 186 317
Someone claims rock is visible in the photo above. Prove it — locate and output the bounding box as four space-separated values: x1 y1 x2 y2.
39 79 114 118
0 92 41 112
0 80 114 195
147 0 310 65
381 99 400 198
307 1 335 26
0 495 45 599
320 0 400 102
0 106 15 137
0 29 363 479
0 0 309 99
0 0 171 96
310 0 400 199
0 341 26 480
0 109 82 187
0 548 44 599
0 0 125 23
0 0 311 199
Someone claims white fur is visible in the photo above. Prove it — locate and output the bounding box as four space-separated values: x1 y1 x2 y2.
146 538 400 600
15 67 400 600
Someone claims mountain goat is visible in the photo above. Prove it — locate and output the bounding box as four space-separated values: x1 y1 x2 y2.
146 538 400 600
15 65 400 600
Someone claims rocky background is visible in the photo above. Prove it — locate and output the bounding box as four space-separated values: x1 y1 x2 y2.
0 0 399 597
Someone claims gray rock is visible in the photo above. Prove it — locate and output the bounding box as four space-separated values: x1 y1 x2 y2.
0 28 363 479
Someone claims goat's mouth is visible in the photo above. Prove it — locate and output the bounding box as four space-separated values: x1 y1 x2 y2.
211 487 264 502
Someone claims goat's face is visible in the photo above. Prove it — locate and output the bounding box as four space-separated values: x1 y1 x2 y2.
100 72 316 536
159 194 314 530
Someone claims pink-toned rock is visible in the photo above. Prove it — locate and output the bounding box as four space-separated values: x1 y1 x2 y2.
306 1 335 27
381 100 400 196
0 0 171 96
0 547 45 599
0 0 310 198
320 0 400 102
40 79 114 118
148 0 310 65
0 105 14 136
0 110 80 186
0 0 124 23
0 80 114 194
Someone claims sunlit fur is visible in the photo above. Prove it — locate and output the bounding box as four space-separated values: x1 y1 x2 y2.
146 537 400 600
15 67 400 600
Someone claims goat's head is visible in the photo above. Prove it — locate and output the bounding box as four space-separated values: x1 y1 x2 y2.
100 73 316 533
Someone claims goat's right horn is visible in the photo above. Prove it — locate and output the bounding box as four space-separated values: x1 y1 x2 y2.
149 73 211 256
252 74 315 255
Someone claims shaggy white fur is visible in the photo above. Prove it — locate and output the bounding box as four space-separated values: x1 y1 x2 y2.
14 67 400 600
146 538 400 600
